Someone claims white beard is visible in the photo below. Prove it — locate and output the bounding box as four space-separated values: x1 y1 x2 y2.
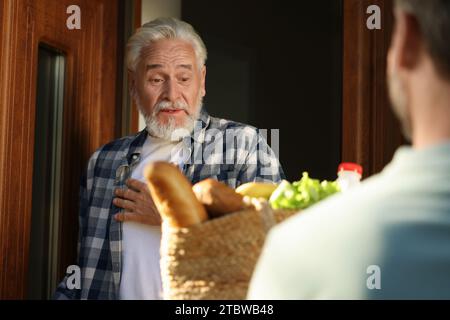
133 91 202 141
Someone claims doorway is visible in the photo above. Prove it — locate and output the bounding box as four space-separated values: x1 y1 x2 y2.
0 0 125 299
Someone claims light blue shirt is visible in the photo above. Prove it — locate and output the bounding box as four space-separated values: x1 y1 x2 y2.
248 142 450 299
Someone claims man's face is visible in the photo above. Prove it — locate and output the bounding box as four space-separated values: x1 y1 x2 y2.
132 39 206 139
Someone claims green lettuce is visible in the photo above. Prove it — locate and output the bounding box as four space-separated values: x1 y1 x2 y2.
269 172 340 210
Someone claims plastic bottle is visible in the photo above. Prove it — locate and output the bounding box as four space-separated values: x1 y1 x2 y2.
336 162 363 192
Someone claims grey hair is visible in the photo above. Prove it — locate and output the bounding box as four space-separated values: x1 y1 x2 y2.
126 17 207 73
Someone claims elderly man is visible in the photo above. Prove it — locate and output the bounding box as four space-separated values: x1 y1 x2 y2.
248 0 450 299
54 18 284 299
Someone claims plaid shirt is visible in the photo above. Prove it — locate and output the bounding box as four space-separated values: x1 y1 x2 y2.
54 109 284 299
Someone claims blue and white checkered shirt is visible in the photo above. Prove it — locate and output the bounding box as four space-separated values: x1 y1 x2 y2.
54 109 284 299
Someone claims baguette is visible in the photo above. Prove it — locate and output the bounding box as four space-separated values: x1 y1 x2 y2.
192 178 246 218
144 162 208 228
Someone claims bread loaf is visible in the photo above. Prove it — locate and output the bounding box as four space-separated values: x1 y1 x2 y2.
144 162 208 228
192 178 246 218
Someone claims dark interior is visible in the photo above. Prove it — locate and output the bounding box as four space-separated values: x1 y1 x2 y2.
183 0 343 181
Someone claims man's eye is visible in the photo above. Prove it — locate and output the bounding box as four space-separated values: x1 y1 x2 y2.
181 77 190 82
149 78 163 84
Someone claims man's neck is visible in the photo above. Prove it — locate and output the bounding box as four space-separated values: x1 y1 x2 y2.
411 76 450 149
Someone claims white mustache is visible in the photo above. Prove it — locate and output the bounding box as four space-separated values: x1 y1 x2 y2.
154 100 189 114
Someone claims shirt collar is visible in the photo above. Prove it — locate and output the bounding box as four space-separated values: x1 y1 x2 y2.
190 108 211 144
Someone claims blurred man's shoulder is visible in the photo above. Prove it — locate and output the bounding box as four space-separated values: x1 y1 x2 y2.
269 169 450 295
272 173 403 251
261 175 415 298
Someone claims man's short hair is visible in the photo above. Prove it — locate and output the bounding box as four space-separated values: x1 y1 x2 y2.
126 17 207 73
395 0 450 79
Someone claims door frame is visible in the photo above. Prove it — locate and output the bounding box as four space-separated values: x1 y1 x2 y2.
0 0 124 299
342 0 406 178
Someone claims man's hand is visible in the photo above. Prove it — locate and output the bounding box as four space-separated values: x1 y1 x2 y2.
113 178 162 226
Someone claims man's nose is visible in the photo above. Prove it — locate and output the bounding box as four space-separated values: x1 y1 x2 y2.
163 79 181 102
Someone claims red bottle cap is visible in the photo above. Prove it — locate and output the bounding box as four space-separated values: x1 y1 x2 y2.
338 162 363 176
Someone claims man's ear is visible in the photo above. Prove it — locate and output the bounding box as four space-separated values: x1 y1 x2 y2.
200 65 206 97
392 9 422 72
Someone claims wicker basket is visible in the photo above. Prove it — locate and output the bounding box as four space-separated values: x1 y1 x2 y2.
272 208 301 223
160 200 275 300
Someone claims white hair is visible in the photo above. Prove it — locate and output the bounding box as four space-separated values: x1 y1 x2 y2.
126 17 207 73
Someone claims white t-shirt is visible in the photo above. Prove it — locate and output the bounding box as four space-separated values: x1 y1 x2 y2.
119 134 182 300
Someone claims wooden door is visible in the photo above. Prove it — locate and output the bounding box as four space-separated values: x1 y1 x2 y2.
342 0 407 178
0 0 122 299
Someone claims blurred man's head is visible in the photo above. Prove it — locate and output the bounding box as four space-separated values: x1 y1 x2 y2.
126 18 207 140
388 0 450 146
